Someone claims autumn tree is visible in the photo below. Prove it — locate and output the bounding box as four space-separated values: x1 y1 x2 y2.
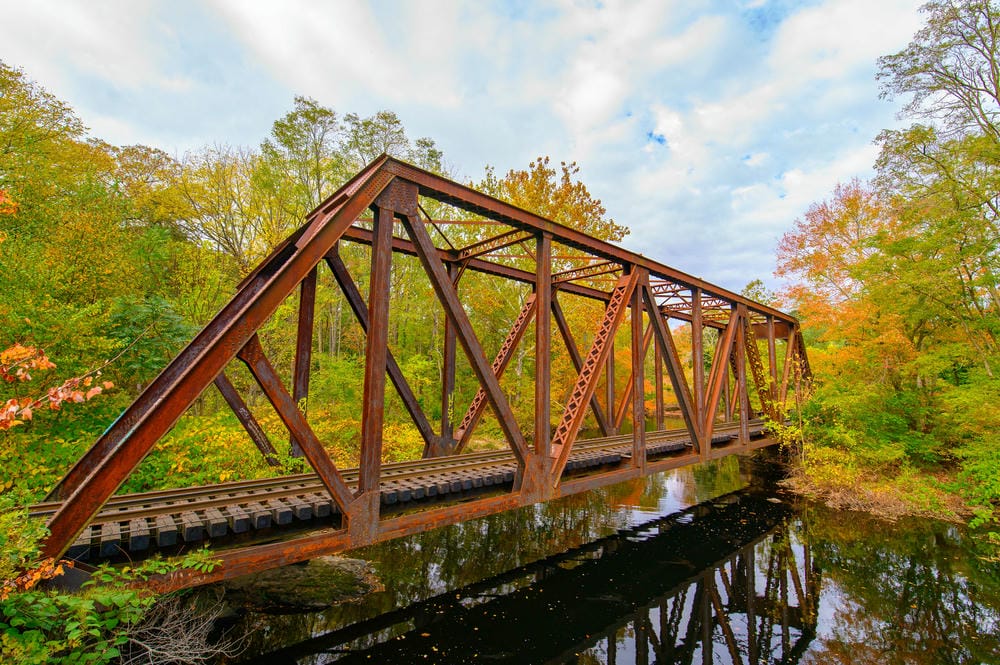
779 1 1000 518
0 64 202 496
477 157 628 245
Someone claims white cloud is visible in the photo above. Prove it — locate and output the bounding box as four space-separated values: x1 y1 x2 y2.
0 0 930 293
208 0 464 109
770 0 924 79
1 0 193 92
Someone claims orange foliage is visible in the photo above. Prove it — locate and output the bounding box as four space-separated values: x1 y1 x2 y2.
0 189 16 216
0 558 68 601
776 179 893 307
0 344 113 430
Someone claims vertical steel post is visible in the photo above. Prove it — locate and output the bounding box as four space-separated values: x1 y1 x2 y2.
780 329 796 406
440 263 458 450
535 233 551 457
358 203 393 498
735 305 750 446
691 287 705 422
654 339 664 431
290 267 317 457
767 315 778 403
631 279 646 470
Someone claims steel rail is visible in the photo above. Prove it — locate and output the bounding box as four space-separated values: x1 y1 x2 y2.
29 423 755 524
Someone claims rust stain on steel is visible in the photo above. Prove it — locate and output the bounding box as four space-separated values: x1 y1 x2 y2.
37 155 808 581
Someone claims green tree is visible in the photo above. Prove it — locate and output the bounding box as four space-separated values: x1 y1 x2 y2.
262 95 346 215
878 0 1000 139
741 278 776 306
343 110 411 166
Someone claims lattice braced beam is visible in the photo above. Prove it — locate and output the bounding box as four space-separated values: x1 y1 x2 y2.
552 260 620 285
456 229 533 261
742 315 782 423
550 270 642 478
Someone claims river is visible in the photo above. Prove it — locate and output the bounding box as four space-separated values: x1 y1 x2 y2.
226 455 1000 664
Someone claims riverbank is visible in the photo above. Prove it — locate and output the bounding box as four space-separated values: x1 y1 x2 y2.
779 446 977 524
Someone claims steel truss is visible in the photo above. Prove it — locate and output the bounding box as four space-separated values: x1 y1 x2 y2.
39 156 811 585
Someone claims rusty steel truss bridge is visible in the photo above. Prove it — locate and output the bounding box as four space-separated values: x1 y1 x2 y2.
33 156 811 589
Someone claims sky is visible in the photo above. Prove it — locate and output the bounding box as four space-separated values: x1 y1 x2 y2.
1 0 926 295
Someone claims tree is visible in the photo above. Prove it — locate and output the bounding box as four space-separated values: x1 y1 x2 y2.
110 144 186 229
343 110 411 166
777 1 1000 518
262 95 346 215
875 0 1000 369
477 157 628 245
878 0 1000 139
175 145 294 275
0 61 85 191
342 110 446 174
0 344 113 431
776 180 892 322
741 279 776 306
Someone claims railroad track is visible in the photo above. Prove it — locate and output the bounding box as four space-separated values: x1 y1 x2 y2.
34 422 763 561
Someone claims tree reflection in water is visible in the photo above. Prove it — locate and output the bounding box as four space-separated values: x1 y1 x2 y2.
802 509 1000 665
232 457 1000 664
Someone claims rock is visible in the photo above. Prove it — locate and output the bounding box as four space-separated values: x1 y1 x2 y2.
214 556 381 613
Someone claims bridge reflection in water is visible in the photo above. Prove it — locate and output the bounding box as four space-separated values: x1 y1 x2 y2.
240 489 818 664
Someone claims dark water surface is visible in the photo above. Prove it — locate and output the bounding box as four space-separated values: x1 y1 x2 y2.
231 456 1000 664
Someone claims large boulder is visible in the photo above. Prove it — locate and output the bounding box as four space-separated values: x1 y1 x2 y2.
216 556 381 613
